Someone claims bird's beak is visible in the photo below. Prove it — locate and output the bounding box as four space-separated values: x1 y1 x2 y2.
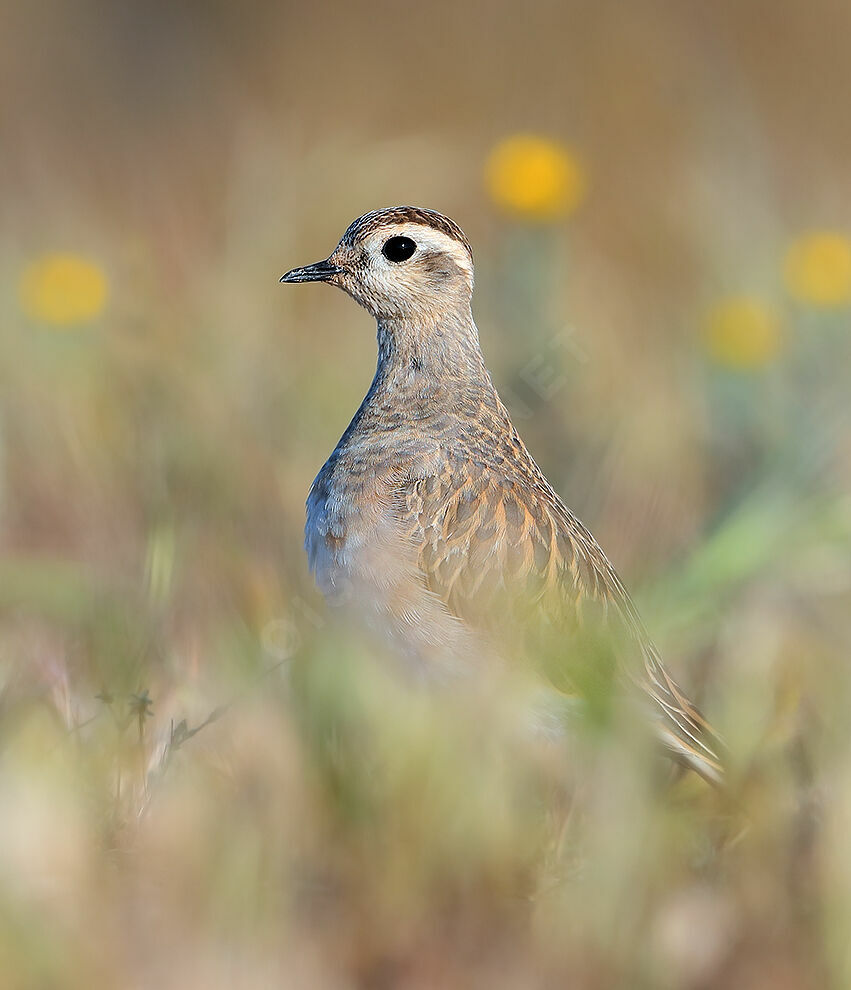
279 259 343 283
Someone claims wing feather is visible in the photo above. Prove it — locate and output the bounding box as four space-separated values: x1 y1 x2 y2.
401 455 725 784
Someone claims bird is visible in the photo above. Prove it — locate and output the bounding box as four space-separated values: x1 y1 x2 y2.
280 206 724 785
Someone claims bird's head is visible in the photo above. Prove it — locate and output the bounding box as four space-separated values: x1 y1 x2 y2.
280 207 474 323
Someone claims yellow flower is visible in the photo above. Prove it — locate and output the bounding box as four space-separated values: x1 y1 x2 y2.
784 231 851 307
485 135 586 221
703 296 782 370
19 253 108 326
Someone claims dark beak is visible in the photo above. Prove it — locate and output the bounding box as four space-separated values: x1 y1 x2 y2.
279 259 343 283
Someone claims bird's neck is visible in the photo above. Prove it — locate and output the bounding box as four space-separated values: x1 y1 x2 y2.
374 310 490 391
341 310 513 442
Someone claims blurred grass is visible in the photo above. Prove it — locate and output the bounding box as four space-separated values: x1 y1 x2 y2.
2 1 851 987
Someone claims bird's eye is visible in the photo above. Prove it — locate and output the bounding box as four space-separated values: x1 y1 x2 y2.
382 236 417 263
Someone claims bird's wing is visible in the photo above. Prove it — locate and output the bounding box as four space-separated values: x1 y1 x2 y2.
399 457 725 784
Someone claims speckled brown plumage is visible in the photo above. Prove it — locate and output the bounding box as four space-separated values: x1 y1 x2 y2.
282 207 724 784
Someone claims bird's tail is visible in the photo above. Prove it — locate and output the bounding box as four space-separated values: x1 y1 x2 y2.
640 643 725 786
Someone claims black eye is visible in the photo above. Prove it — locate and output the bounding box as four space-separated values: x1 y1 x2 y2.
382 236 417 263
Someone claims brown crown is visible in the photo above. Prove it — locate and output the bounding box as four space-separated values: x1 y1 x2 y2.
340 207 473 258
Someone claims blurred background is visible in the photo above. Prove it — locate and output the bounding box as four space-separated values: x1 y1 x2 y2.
2 1 851 987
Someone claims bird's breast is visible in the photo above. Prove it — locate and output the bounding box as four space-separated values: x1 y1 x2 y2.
304 432 440 603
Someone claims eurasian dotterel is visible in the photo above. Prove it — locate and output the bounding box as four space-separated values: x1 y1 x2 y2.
281 206 724 784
